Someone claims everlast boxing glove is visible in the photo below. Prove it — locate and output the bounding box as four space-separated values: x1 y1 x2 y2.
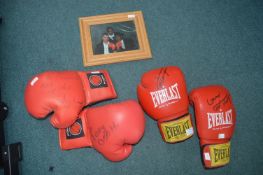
189 85 236 168
25 70 117 128
137 66 194 143
59 100 145 162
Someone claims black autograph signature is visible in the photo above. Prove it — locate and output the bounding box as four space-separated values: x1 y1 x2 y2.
156 68 170 89
207 93 231 111
90 122 119 145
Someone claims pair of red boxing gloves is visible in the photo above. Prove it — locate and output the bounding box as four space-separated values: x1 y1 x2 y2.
137 66 236 169
24 66 236 169
24 70 145 162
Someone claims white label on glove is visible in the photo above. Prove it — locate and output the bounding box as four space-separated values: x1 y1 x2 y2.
30 77 39 86
204 152 211 160
218 133 225 139
91 71 100 74
186 128 193 136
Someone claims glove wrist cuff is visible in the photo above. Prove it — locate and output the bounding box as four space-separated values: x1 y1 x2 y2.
202 141 231 168
59 114 92 150
78 70 117 105
157 114 194 143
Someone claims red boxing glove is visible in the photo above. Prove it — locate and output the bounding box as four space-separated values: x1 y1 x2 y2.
137 66 194 143
109 42 116 51
59 100 145 162
24 70 117 128
189 85 236 168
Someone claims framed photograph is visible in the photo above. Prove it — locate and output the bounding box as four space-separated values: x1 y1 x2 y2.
79 11 152 66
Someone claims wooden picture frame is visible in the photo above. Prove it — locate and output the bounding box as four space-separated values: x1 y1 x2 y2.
79 11 152 66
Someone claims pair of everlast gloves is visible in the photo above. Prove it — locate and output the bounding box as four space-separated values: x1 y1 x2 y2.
24 66 236 169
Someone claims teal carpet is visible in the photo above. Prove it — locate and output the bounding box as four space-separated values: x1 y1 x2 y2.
1 0 263 174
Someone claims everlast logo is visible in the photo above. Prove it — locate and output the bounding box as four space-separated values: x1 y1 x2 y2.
165 120 190 139
214 147 230 163
150 83 181 108
207 109 233 129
